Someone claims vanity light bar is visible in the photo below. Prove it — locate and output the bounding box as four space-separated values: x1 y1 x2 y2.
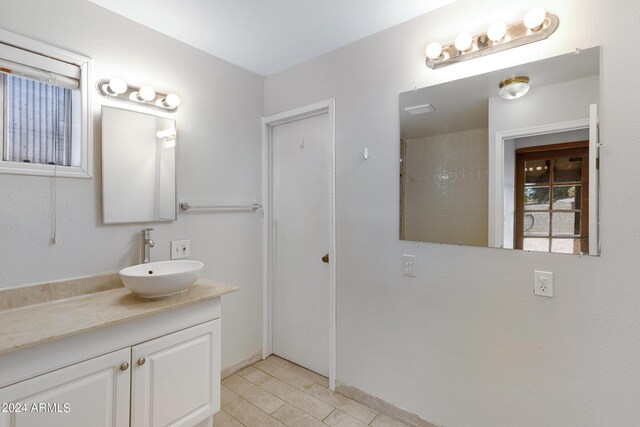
96 78 181 113
425 8 559 70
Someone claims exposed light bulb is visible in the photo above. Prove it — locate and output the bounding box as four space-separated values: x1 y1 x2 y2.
487 22 507 42
524 7 546 30
425 42 443 60
163 93 181 108
107 77 127 95
454 32 473 52
137 86 156 102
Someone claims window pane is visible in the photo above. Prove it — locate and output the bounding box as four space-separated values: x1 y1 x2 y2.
4 75 72 166
551 238 581 254
523 212 550 236
524 187 549 210
552 185 582 210
552 212 580 236
554 156 583 183
525 159 551 184
524 238 549 252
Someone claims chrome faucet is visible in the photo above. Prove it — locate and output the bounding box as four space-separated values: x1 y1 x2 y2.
141 228 155 263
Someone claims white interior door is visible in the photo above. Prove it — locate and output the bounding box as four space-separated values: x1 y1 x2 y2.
272 112 330 376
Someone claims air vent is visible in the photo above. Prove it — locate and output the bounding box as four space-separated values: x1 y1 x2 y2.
404 103 435 115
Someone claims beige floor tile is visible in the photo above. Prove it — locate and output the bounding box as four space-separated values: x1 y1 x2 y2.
224 398 285 427
237 365 273 385
222 374 285 414
304 384 378 424
370 413 411 427
221 386 239 407
272 403 326 427
213 410 244 427
323 409 369 427
255 360 315 391
288 363 330 388
267 354 294 368
260 378 334 420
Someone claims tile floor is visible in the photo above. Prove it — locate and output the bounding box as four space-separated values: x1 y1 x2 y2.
215 355 410 427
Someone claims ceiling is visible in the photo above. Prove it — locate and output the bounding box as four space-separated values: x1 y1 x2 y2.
400 47 601 139
87 0 457 76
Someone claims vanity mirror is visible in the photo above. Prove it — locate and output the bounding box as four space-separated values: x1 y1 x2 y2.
102 106 177 224
400 47 600 255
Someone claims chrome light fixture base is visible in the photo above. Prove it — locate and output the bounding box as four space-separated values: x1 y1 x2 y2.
96 79 180 113
426 12 559 70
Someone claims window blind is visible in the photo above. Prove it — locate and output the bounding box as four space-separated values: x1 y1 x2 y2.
3 75 72 166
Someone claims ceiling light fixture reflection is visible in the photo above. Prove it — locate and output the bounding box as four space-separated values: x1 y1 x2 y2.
498 76 530 100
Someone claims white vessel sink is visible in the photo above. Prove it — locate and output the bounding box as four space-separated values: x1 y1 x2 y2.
119 260 204 300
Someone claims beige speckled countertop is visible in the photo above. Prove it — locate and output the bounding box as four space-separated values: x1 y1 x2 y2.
0 277 238 357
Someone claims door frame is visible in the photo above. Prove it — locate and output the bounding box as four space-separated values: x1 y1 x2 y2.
489 117 592 250
261 98 336 389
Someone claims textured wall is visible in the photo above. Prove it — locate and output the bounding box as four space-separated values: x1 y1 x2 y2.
0 0 264 371
265 0 640 426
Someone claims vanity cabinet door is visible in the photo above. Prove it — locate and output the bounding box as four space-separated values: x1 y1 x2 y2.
130 320 220 427
0 347 131 427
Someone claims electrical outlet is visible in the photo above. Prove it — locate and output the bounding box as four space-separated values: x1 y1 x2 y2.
171 239 190 259
534 270 553 297
402 254 417 277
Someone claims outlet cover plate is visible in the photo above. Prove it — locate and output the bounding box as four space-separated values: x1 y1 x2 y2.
171 239 190 259
534 270 553 297
402 254 417 277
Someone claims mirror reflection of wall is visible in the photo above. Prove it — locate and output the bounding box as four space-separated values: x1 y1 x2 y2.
102 106 177 224
399 47 600 255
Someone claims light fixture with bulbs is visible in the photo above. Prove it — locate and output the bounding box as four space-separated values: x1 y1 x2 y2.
96 78 181 112
425 7 559 69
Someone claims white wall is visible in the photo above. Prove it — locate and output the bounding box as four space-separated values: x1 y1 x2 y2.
0 0 264 371
265 1 640 426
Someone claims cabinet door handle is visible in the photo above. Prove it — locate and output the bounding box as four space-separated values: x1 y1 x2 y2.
322 254 329 264
120 362 129 371
137 358 146 366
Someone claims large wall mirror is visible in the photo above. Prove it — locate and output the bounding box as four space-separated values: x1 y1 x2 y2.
400 47 600 255
102 106 177 224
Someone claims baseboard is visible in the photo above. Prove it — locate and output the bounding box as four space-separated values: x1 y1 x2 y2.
336 381 439 427
221 350 263 379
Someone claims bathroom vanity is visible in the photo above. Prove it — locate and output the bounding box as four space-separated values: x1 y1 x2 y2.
0 274 237 427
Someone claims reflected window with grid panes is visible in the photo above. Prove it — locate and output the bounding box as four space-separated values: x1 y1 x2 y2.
514 141 589 254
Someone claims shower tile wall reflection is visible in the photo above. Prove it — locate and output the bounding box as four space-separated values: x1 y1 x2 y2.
402 128 488 246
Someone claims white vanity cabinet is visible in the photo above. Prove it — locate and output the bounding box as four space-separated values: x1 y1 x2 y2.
0 348 131 427
131 320 220 427
0 294 226 427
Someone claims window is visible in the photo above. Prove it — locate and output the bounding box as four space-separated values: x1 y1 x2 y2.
514 141 589 254
0 29 91 178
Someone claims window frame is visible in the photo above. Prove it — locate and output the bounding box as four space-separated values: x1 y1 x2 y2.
514 141 590 254
0 29 92 179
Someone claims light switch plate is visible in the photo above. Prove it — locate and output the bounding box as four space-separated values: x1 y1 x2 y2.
171 239 190 259
402 254 417 277
534 270 553 297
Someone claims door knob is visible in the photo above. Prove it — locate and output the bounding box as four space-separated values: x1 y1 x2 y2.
322 254 329 264
120 362 129 371
137 358 146 366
